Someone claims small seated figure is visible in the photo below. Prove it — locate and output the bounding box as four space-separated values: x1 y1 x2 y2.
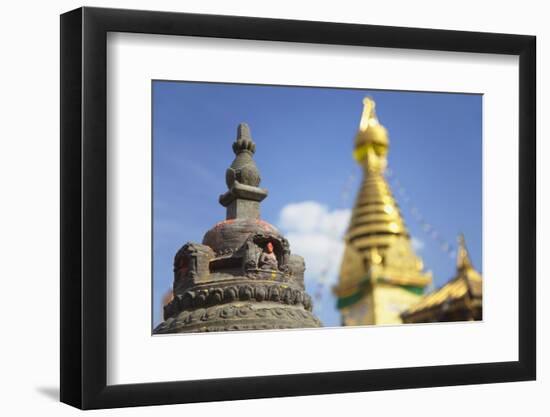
258 241 278 270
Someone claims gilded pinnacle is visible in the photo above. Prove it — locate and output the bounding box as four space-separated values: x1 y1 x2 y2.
353 97 389 171
456 233 474 271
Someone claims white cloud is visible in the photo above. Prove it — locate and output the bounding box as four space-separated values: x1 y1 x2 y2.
411 236 425 252
278 201 351 286
279 201 350 238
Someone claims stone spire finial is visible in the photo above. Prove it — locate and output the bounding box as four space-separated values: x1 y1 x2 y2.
232 123 256 155
219 123 268 220
237 122 251 139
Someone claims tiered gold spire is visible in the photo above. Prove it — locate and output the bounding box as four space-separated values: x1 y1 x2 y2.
335 97 431 325
349 98 407 251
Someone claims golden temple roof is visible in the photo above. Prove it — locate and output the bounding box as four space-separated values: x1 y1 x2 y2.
401 234 482 320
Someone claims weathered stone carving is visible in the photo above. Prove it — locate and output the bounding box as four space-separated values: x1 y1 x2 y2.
154 123 321 334
173 243 215 293
288 254 306 289
155 302 320 334
258 242 278 270
219 123 267 220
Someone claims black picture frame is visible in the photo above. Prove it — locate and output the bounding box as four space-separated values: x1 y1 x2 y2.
60 6 536 410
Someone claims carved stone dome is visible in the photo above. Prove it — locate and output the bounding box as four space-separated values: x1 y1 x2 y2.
202 218 281 255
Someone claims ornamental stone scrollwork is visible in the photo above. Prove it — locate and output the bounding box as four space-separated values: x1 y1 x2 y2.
163 283 314 320
155 302 321 334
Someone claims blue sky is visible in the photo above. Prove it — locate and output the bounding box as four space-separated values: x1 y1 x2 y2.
152 81 482 328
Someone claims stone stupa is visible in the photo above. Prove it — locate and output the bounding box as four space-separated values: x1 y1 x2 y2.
154 123 321 333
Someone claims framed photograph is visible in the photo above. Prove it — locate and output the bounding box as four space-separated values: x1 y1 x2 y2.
60 6 536 409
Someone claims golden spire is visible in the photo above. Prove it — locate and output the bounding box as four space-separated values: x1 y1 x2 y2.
334 97 431 325
353 97 389 173
346 97 408 250
456 233 474 271
455 234 481 284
